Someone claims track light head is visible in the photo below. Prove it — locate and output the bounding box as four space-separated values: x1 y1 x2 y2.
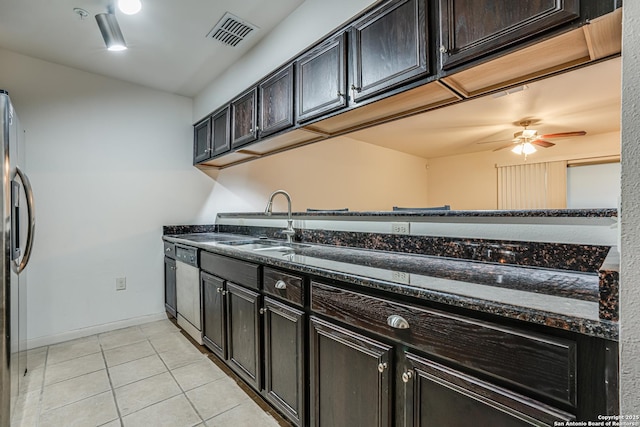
95 12 127 51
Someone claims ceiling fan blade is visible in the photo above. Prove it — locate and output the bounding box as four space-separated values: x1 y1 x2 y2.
538 131 586 139
532 139 555 148
492 143 517 152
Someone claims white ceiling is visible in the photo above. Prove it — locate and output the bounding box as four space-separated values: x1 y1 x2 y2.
0 0 305 97
349 58 621 159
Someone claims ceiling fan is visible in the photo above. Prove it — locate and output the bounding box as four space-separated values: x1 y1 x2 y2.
481 120 586 157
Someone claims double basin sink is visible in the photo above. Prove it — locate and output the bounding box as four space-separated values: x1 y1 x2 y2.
217 238 311 255
175 233 312 257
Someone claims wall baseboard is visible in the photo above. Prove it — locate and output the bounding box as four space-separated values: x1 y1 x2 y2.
26 312 169 350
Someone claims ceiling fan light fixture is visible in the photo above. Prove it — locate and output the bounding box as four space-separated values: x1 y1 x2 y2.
512 142 537 155
118 0 142 15
95 13 127 51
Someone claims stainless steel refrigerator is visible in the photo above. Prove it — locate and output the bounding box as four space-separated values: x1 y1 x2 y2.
0 90 36 426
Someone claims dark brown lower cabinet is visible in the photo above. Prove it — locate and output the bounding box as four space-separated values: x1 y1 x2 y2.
263 297 305 427
164 257 176 317
202 272 226 359
227 282 262 390
402 352 574 427
310 316 393 427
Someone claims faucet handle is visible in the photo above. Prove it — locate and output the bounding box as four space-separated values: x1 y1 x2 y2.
281 227 296 243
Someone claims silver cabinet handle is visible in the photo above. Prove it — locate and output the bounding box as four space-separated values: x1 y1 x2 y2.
377 362 387 373
439 45 448 53
259 308 267 314
166 247 171 252
402 370 413 383
14 166 35 274
350 84 361 100
275 280 287 290
387 314 409 329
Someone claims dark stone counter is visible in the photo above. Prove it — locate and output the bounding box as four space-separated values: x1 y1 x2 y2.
163 231 618 341
217 208 617 218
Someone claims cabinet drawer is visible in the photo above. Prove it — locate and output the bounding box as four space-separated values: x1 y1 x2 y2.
201 251 260 290
163 242 175 259
311 281 577 407
263 268 304 307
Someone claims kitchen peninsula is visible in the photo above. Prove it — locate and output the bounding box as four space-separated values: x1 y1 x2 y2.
163 208 619 426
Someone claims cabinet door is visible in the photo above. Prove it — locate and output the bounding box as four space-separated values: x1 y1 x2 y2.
350 0 428 102
259 65 295 137
231 88 259 148
202 273 226 359
226 282 262 390
193 117 211 164
164 257 176 318
263 297 305 427
402 352 574 427
439 0 580 70
310 316 393 427
296 33 347 123
211 106 230 157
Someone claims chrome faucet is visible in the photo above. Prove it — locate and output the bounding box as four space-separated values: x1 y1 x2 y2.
264 190 295 243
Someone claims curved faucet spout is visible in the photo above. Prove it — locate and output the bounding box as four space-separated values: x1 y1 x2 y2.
264 190 295 243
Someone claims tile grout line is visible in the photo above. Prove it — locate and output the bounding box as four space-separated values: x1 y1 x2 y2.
149 334 209 425
34 345 50 427
100 331 128 427
202 402 245 425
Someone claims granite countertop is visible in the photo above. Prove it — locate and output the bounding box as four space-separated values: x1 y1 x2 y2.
217 208 618 218
164 232 618 341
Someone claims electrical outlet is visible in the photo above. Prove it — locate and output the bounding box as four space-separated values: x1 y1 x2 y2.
116 277 126 291
391 222 410 234
391 271 410 284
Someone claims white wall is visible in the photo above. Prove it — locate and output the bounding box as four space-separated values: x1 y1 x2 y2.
201 136 429 213
194 0 378 120
0 48 213 345
620 1 640 414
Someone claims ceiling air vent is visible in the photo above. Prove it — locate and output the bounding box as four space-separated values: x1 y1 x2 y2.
207 12 259 47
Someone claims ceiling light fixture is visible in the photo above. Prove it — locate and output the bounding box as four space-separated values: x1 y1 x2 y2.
511 142 537 156
95 9 127 51
117 0 142 15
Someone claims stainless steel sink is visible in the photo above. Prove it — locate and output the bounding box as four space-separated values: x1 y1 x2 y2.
219 239 310 253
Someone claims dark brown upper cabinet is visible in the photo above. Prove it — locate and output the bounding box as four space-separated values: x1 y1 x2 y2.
231 87 259 148
439 0 580 70
259 65 295 138
296 33 348 123
193 117 211 164
349 0 429 103
211 106 231 157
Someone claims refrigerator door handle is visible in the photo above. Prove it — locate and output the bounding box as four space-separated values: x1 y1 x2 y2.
14 166 34 274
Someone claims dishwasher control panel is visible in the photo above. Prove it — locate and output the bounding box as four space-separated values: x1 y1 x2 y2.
175 245 198 267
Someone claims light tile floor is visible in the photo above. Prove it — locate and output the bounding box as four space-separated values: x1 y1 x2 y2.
11 319 286 427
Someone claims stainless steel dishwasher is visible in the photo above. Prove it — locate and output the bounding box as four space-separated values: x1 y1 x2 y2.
175 245 202 344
